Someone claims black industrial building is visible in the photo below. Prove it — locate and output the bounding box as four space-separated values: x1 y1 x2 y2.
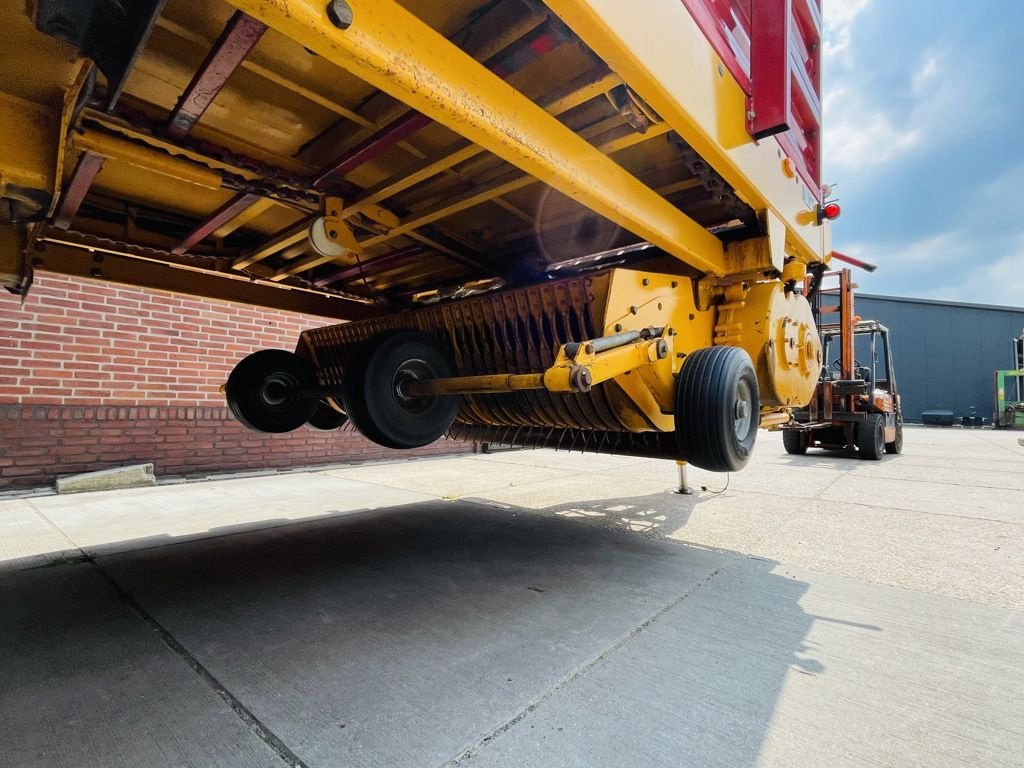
855 294 1024 424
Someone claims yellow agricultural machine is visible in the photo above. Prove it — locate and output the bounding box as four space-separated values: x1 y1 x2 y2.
2 0 842 471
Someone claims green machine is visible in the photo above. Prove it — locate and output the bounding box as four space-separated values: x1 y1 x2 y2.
994 371 1024 429
994 331 1024 429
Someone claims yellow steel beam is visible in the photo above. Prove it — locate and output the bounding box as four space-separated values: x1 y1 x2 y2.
403 335 668 396
224 0 727 276
72 129 223 190
268 120 672 282
406 373 546 397
297 11 548 169
0 225 28 287
343 70 621 220
34 237 382 320
0 93 58 198
355 122 673 253
541 0 828 263
234 70 621 275
498 177 701 245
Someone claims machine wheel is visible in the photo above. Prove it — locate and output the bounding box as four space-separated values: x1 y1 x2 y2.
857 413 885 460
885 417 904 454
675 346 759 472
307 401 348 431
343 330 461 449
782 429 808 455
225 349 317 433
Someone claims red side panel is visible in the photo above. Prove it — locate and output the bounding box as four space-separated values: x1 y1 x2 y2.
681 0 822 199
681 0 752 89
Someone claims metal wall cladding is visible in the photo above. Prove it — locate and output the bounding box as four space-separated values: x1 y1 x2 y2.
300 273 652 433
856 295 1024 423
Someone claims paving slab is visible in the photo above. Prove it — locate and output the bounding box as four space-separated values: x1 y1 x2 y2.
28 471 433 556
323 454 577 499
0 499 78 571
467 559 1024 768
2 426 1022 767
97 502 729 768
0 563 283 768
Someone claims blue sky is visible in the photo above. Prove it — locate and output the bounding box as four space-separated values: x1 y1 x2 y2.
822 0 1024 306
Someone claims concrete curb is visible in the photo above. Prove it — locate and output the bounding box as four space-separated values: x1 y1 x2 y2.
56 463 157 494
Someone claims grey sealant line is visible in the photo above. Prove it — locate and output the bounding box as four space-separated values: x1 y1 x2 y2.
84 556 312 768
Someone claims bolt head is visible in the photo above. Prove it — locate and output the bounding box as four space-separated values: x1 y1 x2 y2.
327 0 354 29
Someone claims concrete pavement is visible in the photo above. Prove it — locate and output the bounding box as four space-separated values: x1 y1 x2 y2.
1 427 1022 767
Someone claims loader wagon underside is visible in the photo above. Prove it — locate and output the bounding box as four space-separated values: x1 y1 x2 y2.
2 0 833 472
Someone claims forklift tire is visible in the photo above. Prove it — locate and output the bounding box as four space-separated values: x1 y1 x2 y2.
225 349 318 434
675 346 759 472
885 419 904 454
343 330 461 449
782 429 808 455
857 413 885 460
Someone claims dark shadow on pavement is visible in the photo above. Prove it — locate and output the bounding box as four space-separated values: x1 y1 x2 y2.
0 497 855 768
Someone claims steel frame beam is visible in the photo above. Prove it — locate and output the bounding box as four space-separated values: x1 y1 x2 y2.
33 238 381 320
360 121 674 252
224 0 727 276
201 10 549 265
314 245 425 287
267 120 671 283
232 69 619 276
156 16 373 127
171 192 261 254
53 152 105 229
165 11 268 138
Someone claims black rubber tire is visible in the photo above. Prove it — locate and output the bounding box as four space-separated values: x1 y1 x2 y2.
857 413 885 460
885 417 903 454
225 349 317 433
343 330 461 449
307 401 348 431
782 429 808 455
675 346 760 472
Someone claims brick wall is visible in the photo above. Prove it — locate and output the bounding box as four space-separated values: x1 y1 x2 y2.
0 273 469 489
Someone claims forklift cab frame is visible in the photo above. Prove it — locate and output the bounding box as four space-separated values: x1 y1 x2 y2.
783 269 903 459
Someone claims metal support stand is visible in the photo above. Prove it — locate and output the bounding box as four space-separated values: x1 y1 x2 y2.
671 460 694 495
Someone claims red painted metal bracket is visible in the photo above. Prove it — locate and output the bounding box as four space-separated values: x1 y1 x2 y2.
171 192 261 254
166 11 268 139
748 0 791 140
52 151 106 230
315 246 426 287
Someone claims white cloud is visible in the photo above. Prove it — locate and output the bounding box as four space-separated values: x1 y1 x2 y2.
931 244 1024 307
823 0 871 62
845 227 1024 307
911 53 941 94
822 1 923 173
824 86 921 171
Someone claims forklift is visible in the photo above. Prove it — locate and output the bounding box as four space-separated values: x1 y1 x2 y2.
781 268 903 460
